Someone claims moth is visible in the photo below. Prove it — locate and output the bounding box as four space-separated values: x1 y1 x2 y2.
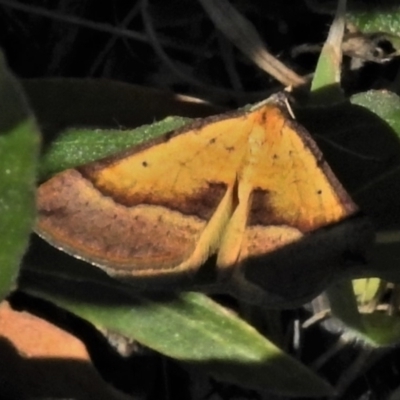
36 94 373 308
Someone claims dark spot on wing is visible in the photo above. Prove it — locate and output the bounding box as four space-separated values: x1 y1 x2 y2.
248 188 296 227
260 110 267 124
248 188 274 226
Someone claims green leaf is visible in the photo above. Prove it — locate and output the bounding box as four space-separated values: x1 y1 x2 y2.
347 4 400 35
295 91 400 195
348 91 400 225
39 116 190 179
295 89 400 287
351 90 400 135
0 51 40 300
20 268 333 397
346 91 400 283
310 0 346 102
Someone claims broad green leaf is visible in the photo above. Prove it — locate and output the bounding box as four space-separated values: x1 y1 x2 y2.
20 268 333 397
321 89 400 346
296 89 400 311
345 91 400 283
0 51 40 300
347 5 400 36
351 90 400 136
295 90 400 197
39 117 190 179
308 0 400 35
327 92 400 299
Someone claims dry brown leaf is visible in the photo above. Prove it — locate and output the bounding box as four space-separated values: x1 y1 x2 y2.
0 300 130 400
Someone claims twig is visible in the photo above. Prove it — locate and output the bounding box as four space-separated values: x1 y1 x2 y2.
196 0 306 87
89 2 142 75
0 0 200 54
140 0 270 101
